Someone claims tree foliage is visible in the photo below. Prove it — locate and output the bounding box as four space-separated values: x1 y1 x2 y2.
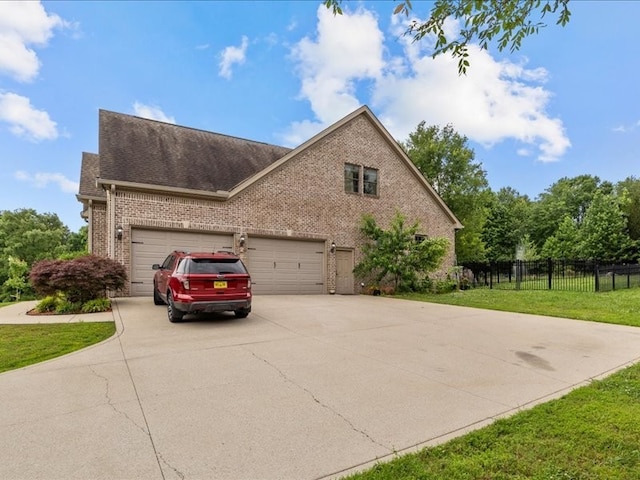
577 190 633 261
324 0 571 74
353 212 448 291
401 122 491 263
540 215 579 259
0 209 87 301
529 175 610 251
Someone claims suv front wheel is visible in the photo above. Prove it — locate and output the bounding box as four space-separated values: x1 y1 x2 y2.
167 291 184 323
153 283 165 305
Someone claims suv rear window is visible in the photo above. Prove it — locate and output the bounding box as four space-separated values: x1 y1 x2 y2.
176 258 248 275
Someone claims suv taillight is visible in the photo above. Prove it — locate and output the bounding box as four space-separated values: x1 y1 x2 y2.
181 279 190 290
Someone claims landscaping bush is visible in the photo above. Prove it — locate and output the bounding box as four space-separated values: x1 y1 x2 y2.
55 299 83 315
35 295 59 313
30 255 127 304
81 298 111 313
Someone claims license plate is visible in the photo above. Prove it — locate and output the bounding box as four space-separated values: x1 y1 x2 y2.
214 281 227 289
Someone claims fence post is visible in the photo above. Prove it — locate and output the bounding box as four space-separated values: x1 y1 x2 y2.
547 258 553 290
594 262 600 292
612 269 616 291
515 260 521 290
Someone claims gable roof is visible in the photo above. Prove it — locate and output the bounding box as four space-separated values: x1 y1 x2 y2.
77 152 104 200
97 110 292 192
90 106 461 228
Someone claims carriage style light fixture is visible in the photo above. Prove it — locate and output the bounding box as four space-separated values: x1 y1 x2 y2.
330 241 336 254
239 234 246 247
115 226 124 240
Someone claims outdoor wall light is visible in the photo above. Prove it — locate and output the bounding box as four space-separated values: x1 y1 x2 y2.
239 234 246 247
330 241 336 253
115 226 123 240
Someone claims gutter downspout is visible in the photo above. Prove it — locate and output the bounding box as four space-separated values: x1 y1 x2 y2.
108 185 116 259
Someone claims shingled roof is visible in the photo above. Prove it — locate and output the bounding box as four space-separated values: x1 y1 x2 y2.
78 152 105 199
98 110 292 192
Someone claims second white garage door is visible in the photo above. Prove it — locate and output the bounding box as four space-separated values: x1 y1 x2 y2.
247 238 325 294
130 229 234 296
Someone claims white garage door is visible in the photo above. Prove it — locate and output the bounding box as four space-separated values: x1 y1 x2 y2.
247 238 325 295
130 229 234 296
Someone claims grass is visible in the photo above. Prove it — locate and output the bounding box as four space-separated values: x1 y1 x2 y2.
345 363 640 479
398 287 640 327
0 322 116 374
343 288 640 479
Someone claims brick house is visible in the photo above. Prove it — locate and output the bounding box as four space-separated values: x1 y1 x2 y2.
76 105 462 296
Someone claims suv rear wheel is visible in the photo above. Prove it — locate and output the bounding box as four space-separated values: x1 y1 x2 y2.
234 307 250 318
167 291 184 323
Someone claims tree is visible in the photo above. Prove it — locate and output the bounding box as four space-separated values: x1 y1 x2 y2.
353 212 448 291
529 175 609 251
401 122 491 263
30 255 127 304
482 203 519 261
577 190 633 261
617 177 640 242
540 215 579 259
324 0 571 74
0 209 86 301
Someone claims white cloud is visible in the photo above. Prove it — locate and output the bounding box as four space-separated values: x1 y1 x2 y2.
282 5 384 143
219 36 249 80
0 1 67 82
0 92 57 141
15 171 78 193
612 120 640 133
132 102 176 124
285 5 570 162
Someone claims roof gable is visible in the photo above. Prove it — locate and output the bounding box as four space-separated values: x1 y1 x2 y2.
230 106 463 228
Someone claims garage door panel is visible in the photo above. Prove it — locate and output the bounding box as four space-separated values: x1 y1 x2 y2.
248 238 324 295
131 229 233 297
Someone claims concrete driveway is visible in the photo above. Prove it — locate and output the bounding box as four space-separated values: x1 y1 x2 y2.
1 295 640 480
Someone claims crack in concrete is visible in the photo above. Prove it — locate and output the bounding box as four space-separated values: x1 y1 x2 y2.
157 452 186 479
89 366 148 435
247 349 391 453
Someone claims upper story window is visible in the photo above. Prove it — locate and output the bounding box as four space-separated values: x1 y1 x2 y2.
344 163 379 196
363 167 378 196
344 163 360 194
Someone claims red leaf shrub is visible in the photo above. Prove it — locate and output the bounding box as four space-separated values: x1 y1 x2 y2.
30 255 127 303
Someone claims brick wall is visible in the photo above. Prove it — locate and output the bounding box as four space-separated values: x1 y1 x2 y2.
95 112 458 295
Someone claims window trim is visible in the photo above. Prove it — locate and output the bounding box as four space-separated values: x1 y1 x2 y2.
344 163 360 194
363 166 379 197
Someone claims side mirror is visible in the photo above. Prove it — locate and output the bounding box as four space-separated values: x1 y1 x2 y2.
152 264 161 270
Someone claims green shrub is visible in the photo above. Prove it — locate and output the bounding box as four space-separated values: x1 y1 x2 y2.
35 295 59 313
432 279 457 294
55 300 83 315
81 298 111 313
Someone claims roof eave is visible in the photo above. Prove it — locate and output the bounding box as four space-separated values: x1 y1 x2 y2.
96 178 230 200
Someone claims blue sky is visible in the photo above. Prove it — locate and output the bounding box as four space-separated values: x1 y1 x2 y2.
1 1 639 233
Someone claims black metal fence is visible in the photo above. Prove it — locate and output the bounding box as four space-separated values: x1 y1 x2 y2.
461 259 640 292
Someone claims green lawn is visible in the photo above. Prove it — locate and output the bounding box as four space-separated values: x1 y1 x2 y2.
0 321 115 374
344 288 640 479
398 287 640 327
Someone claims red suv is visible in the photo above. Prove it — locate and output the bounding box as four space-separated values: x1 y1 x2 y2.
152 251 252 322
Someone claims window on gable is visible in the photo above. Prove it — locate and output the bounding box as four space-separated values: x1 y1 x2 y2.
344 163 360 193
363 167 378 196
